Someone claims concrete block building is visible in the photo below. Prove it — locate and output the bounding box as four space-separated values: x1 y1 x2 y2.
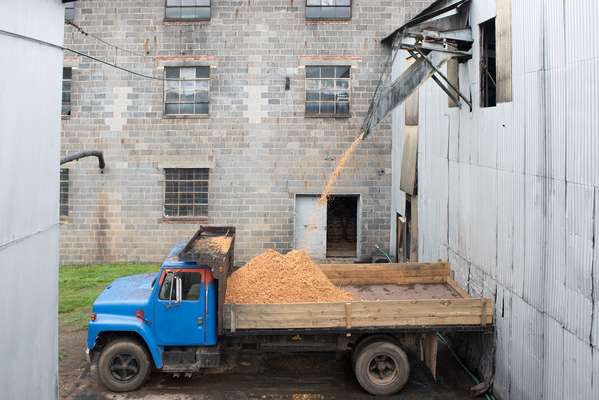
60 0 434 264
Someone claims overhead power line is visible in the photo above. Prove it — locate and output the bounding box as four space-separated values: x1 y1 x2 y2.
66 21 147 58
0 28 196 82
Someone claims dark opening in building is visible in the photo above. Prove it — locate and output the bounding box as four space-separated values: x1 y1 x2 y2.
480 18 496 108
326 195 358 258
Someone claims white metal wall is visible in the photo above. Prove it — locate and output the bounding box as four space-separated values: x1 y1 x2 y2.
392 0 599 398
0 1 64 399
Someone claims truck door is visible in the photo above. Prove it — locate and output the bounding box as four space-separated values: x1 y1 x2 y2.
153 269 206 345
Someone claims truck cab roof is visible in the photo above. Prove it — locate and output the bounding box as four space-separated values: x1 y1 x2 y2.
161 241 208 270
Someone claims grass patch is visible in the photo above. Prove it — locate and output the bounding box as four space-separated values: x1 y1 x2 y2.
59 263 159 329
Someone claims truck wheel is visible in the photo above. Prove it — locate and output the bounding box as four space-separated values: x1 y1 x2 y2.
354 341 410 396
97 339 151 392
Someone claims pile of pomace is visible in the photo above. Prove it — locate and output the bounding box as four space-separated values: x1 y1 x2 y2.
225 249 354 304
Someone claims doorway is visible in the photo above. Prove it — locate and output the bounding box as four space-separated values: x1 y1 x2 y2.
326 196 358 258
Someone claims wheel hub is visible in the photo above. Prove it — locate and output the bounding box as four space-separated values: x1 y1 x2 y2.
109 353 140 382
368 354 398 385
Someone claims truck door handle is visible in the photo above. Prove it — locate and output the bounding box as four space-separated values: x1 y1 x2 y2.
197 316 203 326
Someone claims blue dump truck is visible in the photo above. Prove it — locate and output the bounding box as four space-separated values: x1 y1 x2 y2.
87 226 493 395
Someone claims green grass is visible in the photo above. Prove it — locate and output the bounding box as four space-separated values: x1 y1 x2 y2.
59 263 159 329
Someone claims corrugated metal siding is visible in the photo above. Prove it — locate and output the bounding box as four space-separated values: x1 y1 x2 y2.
393 0 599 398
543 315 564 400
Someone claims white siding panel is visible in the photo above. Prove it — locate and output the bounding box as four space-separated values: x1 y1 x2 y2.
543 316 564 400
494 286 511 400
511 73 527 175
566 183 594 299
523 0 544 73
544 179 566 323
524 175 545 310
566 60 599 186
477 109 497 169
496 102 517 173
512 173 526 298
544 67 566 181
564 0 599 65
563 330 593 400
525 71 546 178
497 170 515 291
543 0 566 71
564 287 593 344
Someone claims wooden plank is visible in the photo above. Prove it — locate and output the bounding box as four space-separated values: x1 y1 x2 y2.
223 298 494 330
496 0 512 103
446 58 460 108
423 333 438 380
319 262 450 285
445 276 470 298
345 302 352 329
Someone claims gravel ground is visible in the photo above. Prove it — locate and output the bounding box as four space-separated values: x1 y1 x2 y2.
60 327 474 400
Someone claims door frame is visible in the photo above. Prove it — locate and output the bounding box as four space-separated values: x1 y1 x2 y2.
293 193 361 259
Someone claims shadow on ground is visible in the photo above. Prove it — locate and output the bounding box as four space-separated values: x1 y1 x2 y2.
60 327 474 400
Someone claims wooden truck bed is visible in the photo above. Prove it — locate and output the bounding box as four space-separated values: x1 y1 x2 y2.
223 262 492 334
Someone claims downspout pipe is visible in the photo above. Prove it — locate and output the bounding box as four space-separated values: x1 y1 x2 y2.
60 151 105 171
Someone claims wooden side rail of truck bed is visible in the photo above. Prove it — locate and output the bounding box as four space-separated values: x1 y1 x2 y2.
223 261 493 333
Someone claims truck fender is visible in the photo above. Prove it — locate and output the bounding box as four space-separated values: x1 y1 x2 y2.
88 315 163 368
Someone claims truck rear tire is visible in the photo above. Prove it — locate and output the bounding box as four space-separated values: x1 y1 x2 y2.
97 338 151 392
354 341 410 396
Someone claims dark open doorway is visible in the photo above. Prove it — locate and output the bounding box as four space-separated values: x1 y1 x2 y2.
326 195 358 258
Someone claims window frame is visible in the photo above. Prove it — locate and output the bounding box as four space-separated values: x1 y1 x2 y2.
163 168 209 220
60 168 69 217
62 67 72 117
480 18 497 108
163 66 210 117
64 2 75 23
304 65 351 118
158 269 204 302
305 0 352 21
164 0 211 22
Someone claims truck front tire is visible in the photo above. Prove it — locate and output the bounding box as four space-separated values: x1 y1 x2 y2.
97 338 151 392
354 341 410 396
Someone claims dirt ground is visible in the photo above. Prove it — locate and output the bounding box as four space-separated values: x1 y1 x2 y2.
60 325 475 400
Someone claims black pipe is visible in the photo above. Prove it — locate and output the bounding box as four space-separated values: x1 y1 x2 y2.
60 151 105 170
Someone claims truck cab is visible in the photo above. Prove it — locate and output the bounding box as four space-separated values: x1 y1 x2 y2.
87 227 233 392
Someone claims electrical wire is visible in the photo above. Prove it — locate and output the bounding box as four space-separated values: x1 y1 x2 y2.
0 28 196 82
66 21 147 58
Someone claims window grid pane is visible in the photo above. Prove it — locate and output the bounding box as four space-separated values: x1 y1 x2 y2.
164 66 210 116
305 66 351 117
164 168 209 218
60 168 69 217
165 0 211 20
62 67 72 116
305 0 351 20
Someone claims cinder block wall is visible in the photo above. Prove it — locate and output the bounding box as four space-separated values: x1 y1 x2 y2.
60 1 432 264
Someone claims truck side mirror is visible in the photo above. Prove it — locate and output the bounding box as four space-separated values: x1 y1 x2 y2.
175 276 183 303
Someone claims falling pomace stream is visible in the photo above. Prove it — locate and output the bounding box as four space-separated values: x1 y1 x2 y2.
300 131 366 249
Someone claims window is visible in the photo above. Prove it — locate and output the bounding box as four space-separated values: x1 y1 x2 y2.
306 0 351 20
62 67 72 116
164 168 209 218
60 169 69 217
165 0 211 21
159 271 202 301
164 66 210 116
64 3 75 22
480 18 496 108
305 65 350 117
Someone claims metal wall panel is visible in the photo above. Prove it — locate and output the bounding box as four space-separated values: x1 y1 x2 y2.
524 175 545 310
565 60 599 187
493 285 511 400
523 0 543 74
543 315 564 400
563 329 593 400
496 170 515 291
525 71 546 177
566 183 594 299
544 179 566 324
